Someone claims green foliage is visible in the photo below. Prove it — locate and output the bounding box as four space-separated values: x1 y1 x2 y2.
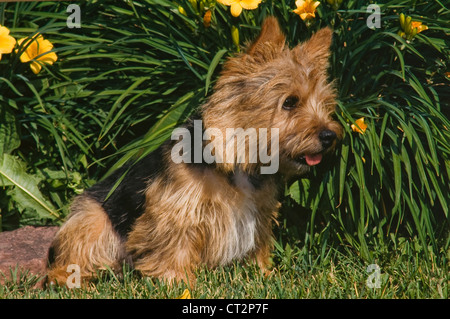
0 0 448 262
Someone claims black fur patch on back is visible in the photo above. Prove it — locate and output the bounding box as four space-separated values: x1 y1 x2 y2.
85 146 166 239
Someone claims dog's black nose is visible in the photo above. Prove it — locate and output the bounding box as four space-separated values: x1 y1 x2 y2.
319 130 337 149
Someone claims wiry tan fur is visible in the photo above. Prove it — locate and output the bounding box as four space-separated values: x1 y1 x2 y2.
126 152 279 282
47 197 126 284
46 17 342 286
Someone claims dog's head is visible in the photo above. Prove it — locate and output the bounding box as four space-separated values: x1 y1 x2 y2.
202 17 343 176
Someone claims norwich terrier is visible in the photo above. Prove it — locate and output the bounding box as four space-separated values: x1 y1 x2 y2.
46 17 342 285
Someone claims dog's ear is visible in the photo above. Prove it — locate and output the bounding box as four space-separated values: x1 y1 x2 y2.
247 17 286 62
293 27 333 70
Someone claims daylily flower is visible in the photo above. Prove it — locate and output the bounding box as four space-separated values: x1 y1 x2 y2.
217 0 262 18
0 25 16 61
17 34 58 74
410 21 428 33
351 117 368 134
293 0 320 21
398 13 428 41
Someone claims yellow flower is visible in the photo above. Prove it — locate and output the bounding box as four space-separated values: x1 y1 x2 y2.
351 117 368 134
0 25 16 61
176 289 192 299
217 0 262 18
17 34 58 74
293 0 320 21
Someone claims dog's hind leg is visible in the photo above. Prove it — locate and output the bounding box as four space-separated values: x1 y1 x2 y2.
46 195 125 286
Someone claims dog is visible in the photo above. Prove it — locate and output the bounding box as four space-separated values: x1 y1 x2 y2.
46 17 343 286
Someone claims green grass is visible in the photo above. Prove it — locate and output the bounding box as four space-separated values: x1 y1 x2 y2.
1 236 448 299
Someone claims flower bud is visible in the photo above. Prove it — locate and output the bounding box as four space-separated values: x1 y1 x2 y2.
203 10 211 28
231 25 239 50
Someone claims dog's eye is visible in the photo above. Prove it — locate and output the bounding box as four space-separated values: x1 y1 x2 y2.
282 96 299 110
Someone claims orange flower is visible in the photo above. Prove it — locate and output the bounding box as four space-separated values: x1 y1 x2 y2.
410 21 428 33
17 34 58 74
351 117 367 134
0 25 16 61
203 10 212 28
293 0 320 21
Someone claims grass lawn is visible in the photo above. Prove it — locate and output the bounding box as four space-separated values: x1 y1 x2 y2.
1 237 447 299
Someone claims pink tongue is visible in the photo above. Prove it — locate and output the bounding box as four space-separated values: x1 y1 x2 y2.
305 154 323 166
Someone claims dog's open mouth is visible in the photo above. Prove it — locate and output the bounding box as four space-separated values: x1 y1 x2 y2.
297 153 323 166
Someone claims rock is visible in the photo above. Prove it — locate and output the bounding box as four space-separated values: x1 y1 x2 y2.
0 226 59 285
